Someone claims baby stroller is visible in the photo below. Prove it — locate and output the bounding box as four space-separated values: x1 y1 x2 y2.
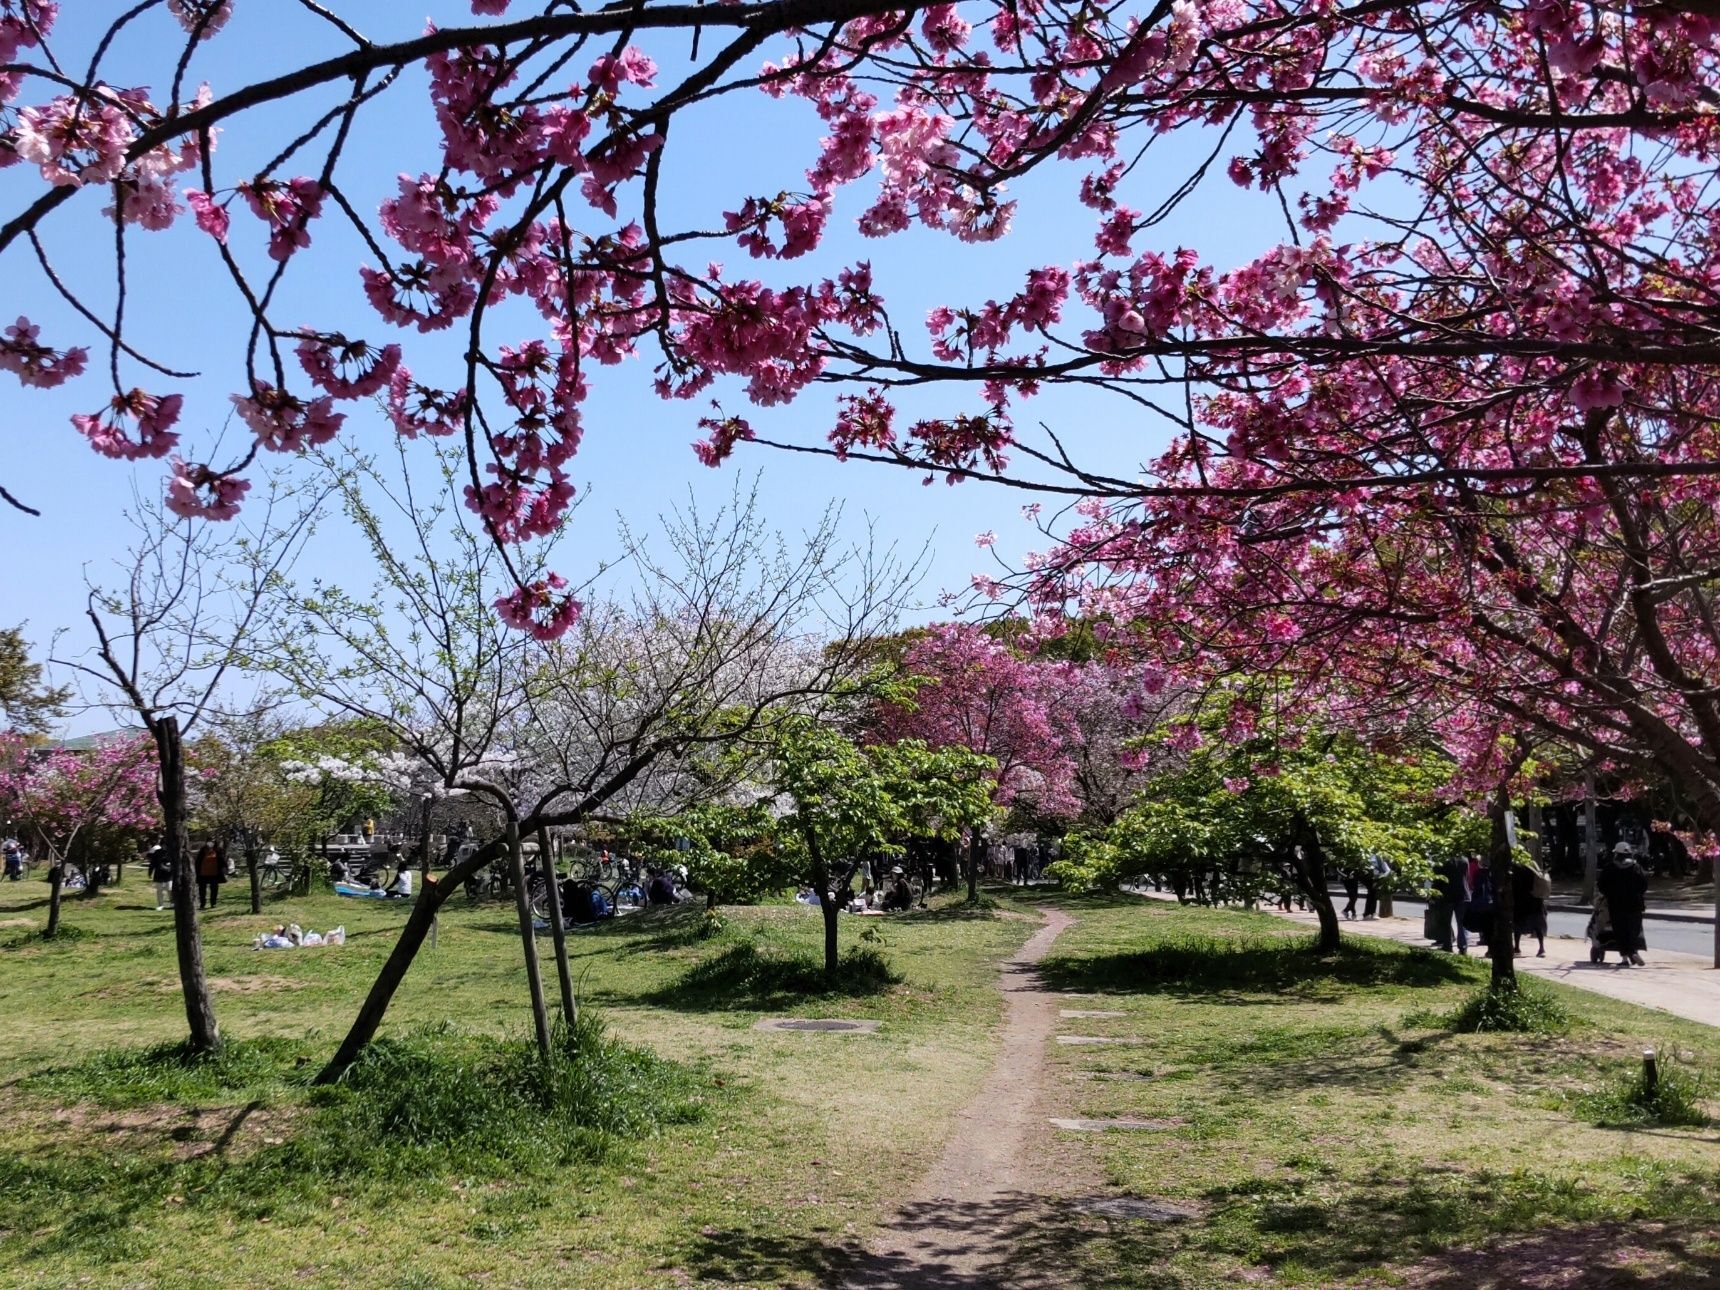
1585 893 1625 963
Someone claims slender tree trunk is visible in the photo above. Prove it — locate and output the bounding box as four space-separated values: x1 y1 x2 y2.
247 836 261 915
159 716 220 1052
1488 785 1518 992
315 842 499 1084
1581 773 1600 905
418 796 433 881
538 825 576 1029
45 857 63 937
818 890 840 975
507 818 553 1060
967 833 981 904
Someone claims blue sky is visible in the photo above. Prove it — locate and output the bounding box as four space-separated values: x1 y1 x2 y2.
2 2 1286 731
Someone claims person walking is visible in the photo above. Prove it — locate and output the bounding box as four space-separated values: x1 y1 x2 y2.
1361 854 1390 920
1512 855 1550 958
146 843 173 911
195 840 225 910
1340 867 1361 920
1596 842 1648 966
1429 855 1470 954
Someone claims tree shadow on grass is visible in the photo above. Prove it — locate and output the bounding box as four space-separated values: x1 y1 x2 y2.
1200 1163 1720 1281
681 1191 1181 1290
1038 935 1476 1004
641 940 900 1012
1399 1222 1720 1289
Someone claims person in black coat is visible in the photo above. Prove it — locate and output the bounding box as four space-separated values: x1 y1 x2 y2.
1597 846 1649 966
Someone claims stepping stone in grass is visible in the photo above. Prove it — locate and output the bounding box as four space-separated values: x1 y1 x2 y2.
752 1018 881 1033
1049 1117 1185 1133
1077 1196 1203 1222
1060 1009 1125 1018
1056 1035 1142 1045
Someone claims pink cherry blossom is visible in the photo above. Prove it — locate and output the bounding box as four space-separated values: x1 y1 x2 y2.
296 332 402 399
165 0 232 39
166 457 250 520
230 385 345 452
494 576 582 641
0 316 87 388
71 389 183 460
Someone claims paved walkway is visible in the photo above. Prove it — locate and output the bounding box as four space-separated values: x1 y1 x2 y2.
1274 907 1720 1028
845 908 1083 1289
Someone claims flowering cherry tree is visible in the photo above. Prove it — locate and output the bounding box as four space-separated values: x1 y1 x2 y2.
0 731 158 935
880 623 1082 821
6 1 1720 639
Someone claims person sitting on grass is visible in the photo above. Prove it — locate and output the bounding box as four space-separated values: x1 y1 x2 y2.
388 858 413 898
881 867 913 913
647 867 679 906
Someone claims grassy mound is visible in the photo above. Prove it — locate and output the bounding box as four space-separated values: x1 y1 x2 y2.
1415 980 1572 1034
648 939 900 1010
1575 1053 1712 1129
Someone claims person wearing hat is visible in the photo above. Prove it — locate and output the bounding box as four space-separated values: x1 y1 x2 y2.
1597 841 1649 966
881 866 913 913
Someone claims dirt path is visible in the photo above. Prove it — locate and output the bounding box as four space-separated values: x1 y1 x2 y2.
844 908 1086 1289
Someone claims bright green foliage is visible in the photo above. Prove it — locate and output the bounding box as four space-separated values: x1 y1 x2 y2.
1052 692 1486 899
770 717 996 882
621 801 791 906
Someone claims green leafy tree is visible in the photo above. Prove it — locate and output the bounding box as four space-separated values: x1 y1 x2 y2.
771 718 995 973
1055 693 1486 952
0 624 68 735
622 801 788 910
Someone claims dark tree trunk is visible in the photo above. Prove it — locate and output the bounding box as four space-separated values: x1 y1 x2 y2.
247 837 261 915
1289 833 1342 953
158 716 221 1052
803 824 840 974
315 841 497 1084
507 819 553 1060
45 859 63 937
538 826 576 1029
967 833 982 904
819 891 840 975
1487 785 1517 992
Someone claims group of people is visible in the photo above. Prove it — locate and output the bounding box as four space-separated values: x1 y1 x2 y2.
796 864 916 914
1421 844 1650 966
142 840 231 910
1423 852 1553 957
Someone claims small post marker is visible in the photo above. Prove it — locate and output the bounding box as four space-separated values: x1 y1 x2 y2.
1643 1047 1658 1097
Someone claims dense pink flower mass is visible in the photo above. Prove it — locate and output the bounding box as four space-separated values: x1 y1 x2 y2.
0 733 160 858
880 624 1083 817
5 0 1720 659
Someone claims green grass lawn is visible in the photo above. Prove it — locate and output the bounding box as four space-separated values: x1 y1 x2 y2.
0 876 1034 1288
1020 893 1720 1289
2 879 1716 1288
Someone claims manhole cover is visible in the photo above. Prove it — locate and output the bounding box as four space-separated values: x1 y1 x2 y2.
1060 1009 1125 1019
752 1018 881 1033
1056 1035 1142 1045
1078 1196 1202 1222
1049 1117 1184 1133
